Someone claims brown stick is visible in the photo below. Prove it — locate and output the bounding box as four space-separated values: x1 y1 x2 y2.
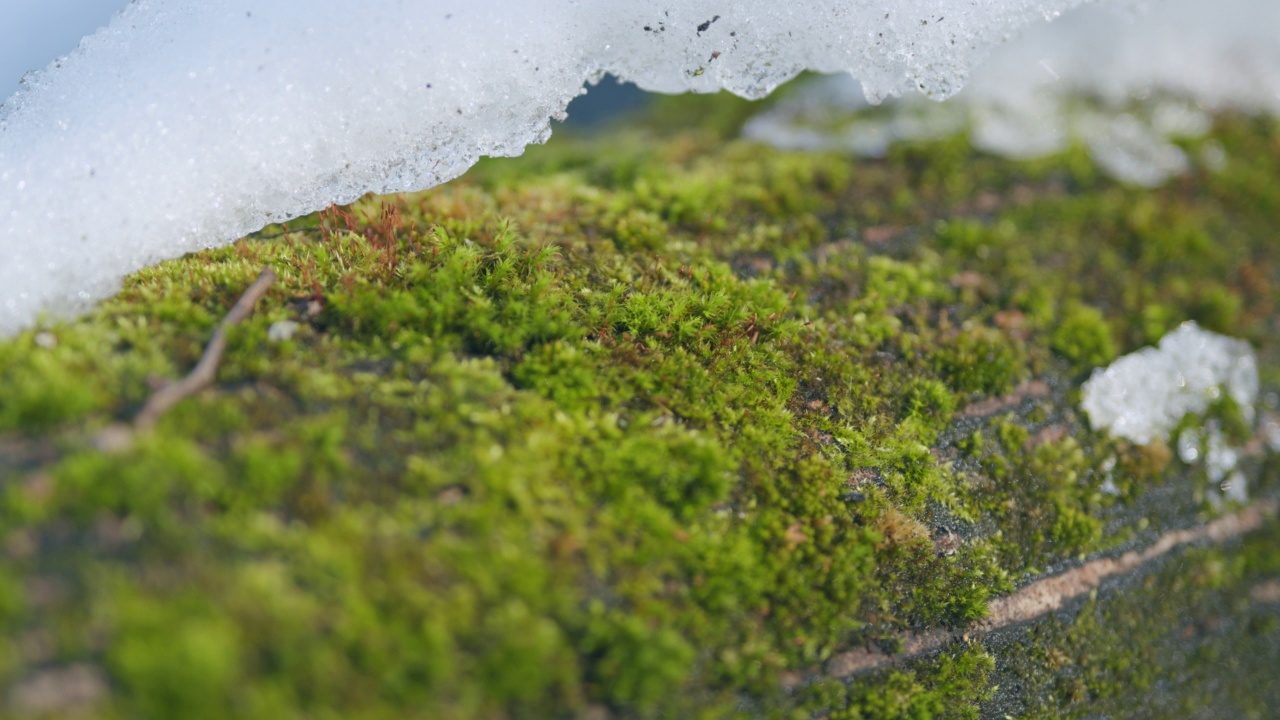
132 267 278 431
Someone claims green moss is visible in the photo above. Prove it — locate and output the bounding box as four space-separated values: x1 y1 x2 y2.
108 594 244 720
929 326 1023 397
0 101 1276 718
1051 302 1116 374
800 645 996 719
0 338 111 432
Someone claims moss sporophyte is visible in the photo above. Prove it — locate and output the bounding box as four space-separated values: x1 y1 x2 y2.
0 103 1277 718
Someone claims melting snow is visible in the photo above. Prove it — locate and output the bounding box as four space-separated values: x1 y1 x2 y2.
1083 322 1260 503
1083 322 1258 446
0 0 1109 335
744 0 1280 185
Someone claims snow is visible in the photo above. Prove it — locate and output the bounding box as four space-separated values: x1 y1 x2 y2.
1083 322 1260 504
0 0 1109 335
1083 322 1258 447
744 0 1280 185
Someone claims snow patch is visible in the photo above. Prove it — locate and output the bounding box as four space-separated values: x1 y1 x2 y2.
1083 322 1260 504
1083 322 1258 446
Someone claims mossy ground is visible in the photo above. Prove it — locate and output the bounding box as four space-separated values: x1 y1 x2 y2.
0 95 1277 718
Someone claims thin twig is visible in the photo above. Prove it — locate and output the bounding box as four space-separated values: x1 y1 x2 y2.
132 266 278 431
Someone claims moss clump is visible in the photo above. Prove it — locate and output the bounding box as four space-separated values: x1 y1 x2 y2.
800 645 997 720
1051 303 1116 375
0 99 1276 718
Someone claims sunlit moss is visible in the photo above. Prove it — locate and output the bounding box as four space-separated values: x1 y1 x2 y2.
0 103 1275 718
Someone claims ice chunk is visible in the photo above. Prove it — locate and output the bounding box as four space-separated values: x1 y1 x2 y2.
1084 323 1260 506
1081 322 1258 447
1 0 1106 335
744 0 1280 185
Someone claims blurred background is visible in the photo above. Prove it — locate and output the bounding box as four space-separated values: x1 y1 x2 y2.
1 0 128 101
